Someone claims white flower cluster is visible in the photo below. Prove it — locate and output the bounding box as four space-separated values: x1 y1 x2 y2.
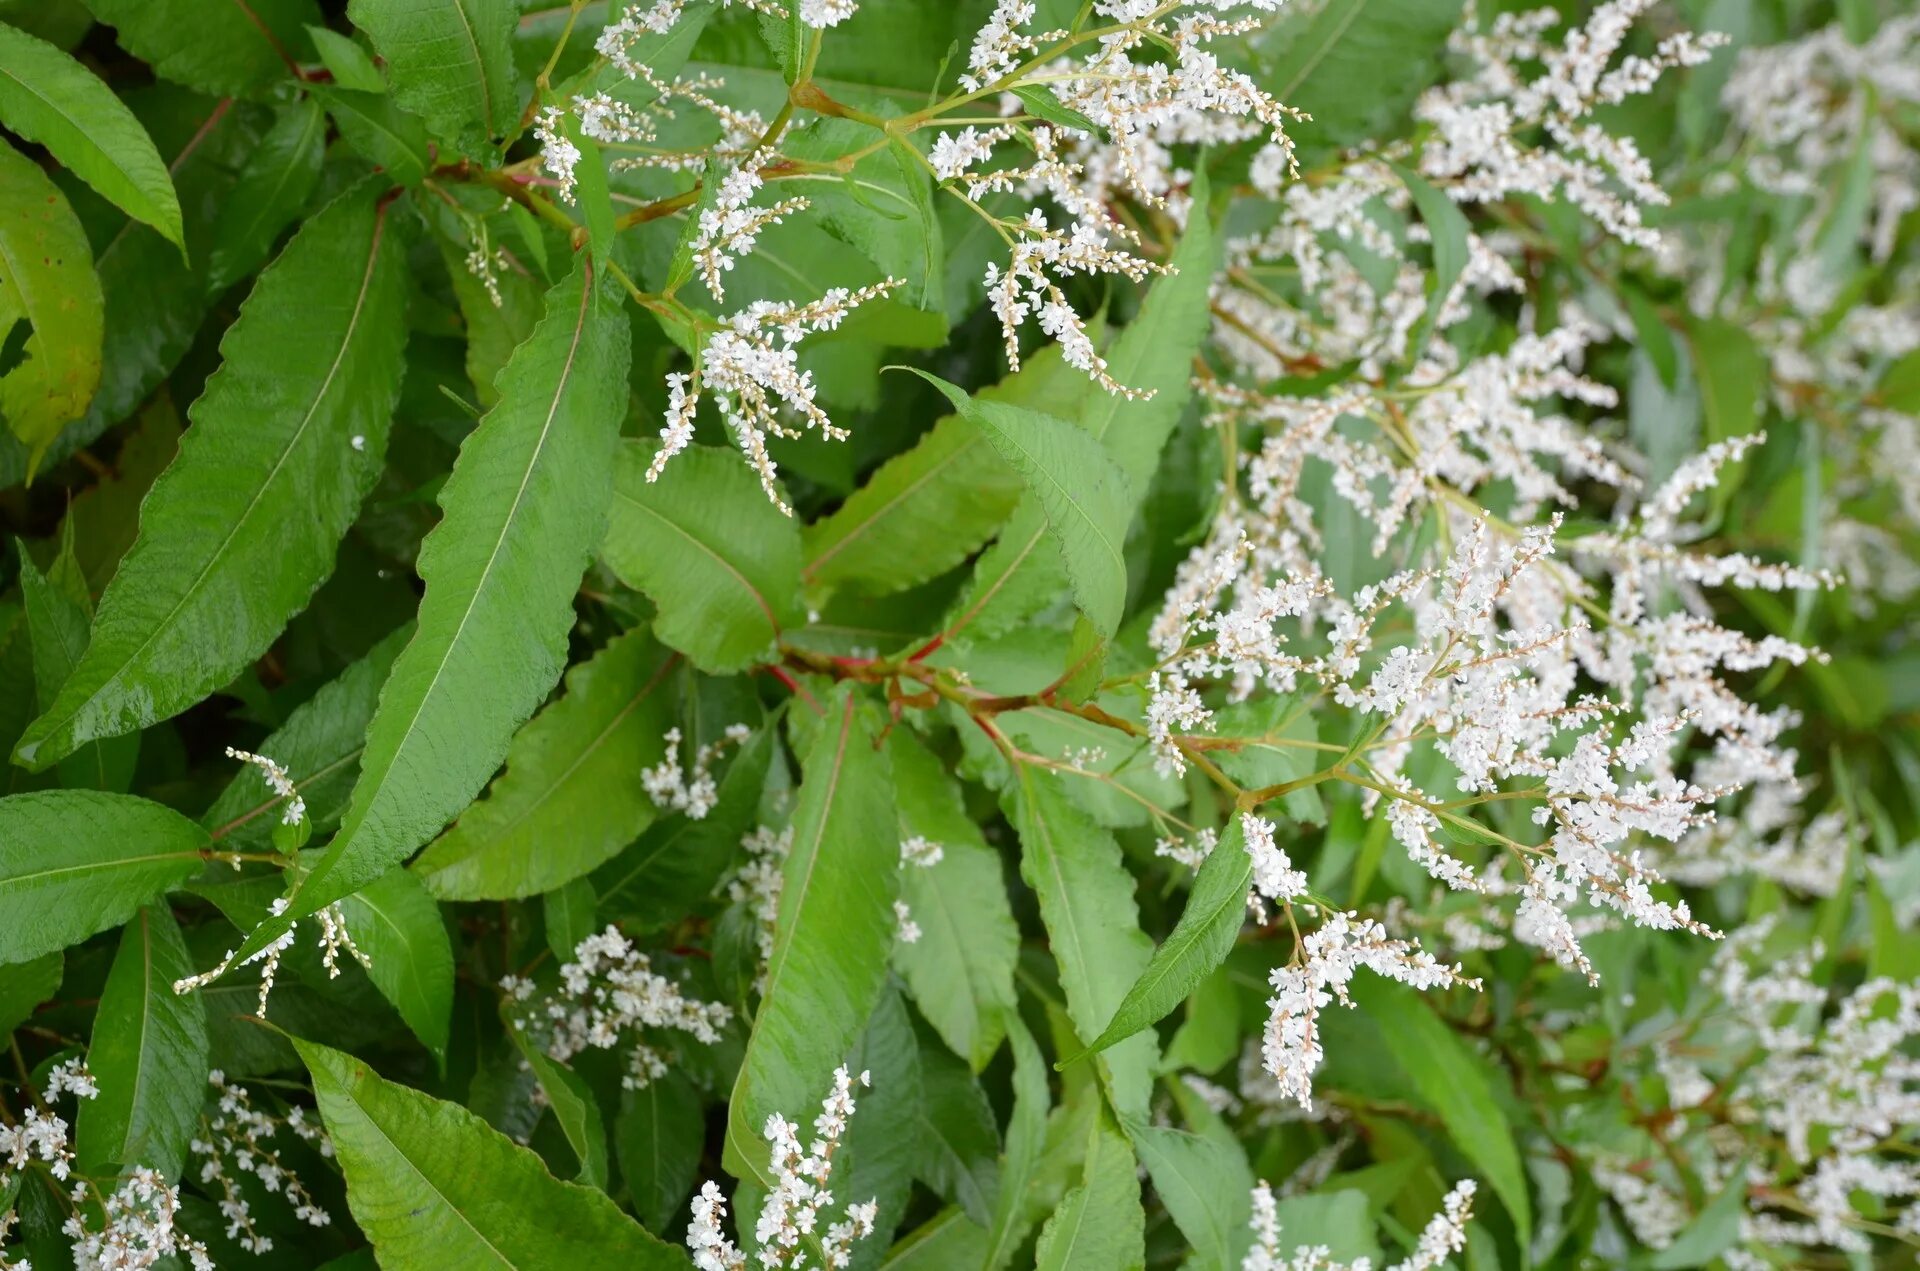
890 834 943 944
1243 1177 1476 1270
1578 929 1920 1265
686 1066 879 1271
1416 1 1726 250
1261 911 1480 1109
174 894 371 1018
727 824 792 993
502 925 732 1090
1 1062 215 1271
190 1071 332 1255
225 746 305 827
650 282 903 512
642 724 753 820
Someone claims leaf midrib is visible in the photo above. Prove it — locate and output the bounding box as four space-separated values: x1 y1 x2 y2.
303 270 599 912
613 486 781 633
344 1080 516 1267
27 200 393 758
0 848 203 891
427 650 678 877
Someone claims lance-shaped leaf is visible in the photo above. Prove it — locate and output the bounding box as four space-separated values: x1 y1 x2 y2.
941 202 1213 639
293 1038 691 1268
0 23 183 248
413 628 679 900
1391 163 1470 370
1006 767 1156 1121
723 687 899 1185
982 1014 1050 1270
0 791 208 962
801 345 1088 599
0 89 268 490
80 0 318 97
617 1068 703 1233
347 0 517 152
906 371 1131 637
338 867 454 1064
1125 1120 1253 1271
17 542 139 792
200 625 411 854
889 729 1018 1071
0 137 103 464
1067 817 1250 1065
14 184 409 769
1259 0 1464 163
1033 1104 1144 1271
280 258 631 930
206 97 327 295
601 442 802 673
1357 976 1531 1246
77 905 209 1180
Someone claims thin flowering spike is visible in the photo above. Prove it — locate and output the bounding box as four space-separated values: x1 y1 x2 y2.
226 746 306 826
688 1067 879 1269
652 280 904 507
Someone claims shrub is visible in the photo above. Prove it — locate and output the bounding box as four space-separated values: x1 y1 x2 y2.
1 1 1916 1267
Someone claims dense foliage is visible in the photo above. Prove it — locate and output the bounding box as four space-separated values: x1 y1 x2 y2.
1 0 1917 1267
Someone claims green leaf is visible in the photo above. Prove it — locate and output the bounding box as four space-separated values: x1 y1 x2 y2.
1033 1104 1143 1271
280 257 631 934
906 370 1132 637
0 137 103 465
617 1068 704 1233
76 905 208 1179
307 25 386 92
14 183 410 769
723 686 899 1186
982 1013 1050 1271
413 628 680 900
1390 162 1469 370
1010 86 1099 135
0 22 183 248
1 89 268 490
206 96 327 295
1261 0 1466 162
1070 816 1249 1065
0 949 60 1035
1125 1121 1252 1271
912 1034 1001 1226
338 866 454 1063
602 442 803 673
1357 977 1530 1246
512 1030 609 1188
315 85 433 185
0 790 208 962
17 541 139 792
348 0 516 149
1684 315 1764 522
200 624 411 853
571 121 615 267
1006 766 1156 1121
801 345 1088 599
542 876 597 960
944 201 1214 640
293 1037 691 1268
79 0 318 97
1649 1164 1748 1269
889 728 1017 1071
